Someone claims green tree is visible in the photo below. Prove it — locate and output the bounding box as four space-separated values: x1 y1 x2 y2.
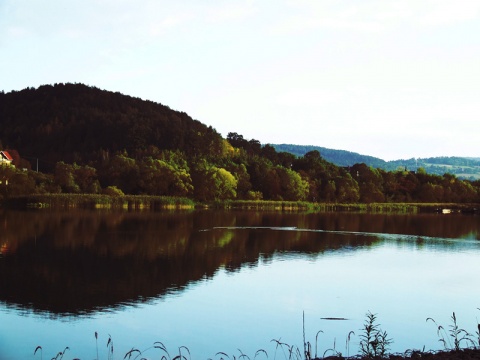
393 170 419 201
223 161 252 199
261 144 278 163
417 182 444 202
213 167 238 200
0 166 37 197
28 170 60 194
54 161 80 193
191 160 237 201
138 157 193 196
324 180 336 202
276 166 309 201
335 173 360 203
247 156 273 200
350 164 384 203
379 169 398 202
74 164 101 193
293 150 332 201
98 152 139 194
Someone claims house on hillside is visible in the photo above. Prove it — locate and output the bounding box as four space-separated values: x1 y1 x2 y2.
0 151 14 166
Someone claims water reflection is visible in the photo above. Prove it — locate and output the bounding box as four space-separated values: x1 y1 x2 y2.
0 210 478 317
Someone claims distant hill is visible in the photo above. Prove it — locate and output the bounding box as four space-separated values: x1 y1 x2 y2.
272 144 480 180
0 83 224 171
271 144 389 168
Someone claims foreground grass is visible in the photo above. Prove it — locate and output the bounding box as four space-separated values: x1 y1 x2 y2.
32 311 480 360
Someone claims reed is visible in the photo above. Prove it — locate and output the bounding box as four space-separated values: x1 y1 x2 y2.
34 345 42 360
218 200 419 213
346 330 355 358
358 311 392 358
254 349 268 360
322 338 343 358
95 331 99 360
219 200 315 211
33 310 480 360
8 194 477 214
124 341 192 360
477 308 480 348
106 335 113 360
34 346 70 360
6 194 195 210
271 338 303 360
427 312 476 351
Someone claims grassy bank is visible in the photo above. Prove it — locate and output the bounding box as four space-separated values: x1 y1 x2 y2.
3 194 195 210
210 200 419 212
215 200 479 213
2 195 479 213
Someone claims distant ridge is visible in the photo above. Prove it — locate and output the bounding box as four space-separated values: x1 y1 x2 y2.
271 144 388 168
272 144 480 180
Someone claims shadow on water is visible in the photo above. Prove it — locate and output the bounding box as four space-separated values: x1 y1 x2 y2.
0 209 479 317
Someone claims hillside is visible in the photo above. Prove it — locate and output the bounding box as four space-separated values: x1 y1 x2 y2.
0 83 223 171
2 84 477 179
272 144 480 180
0 83 479 204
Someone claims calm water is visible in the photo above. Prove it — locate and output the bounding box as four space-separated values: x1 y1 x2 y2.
0 209 479 359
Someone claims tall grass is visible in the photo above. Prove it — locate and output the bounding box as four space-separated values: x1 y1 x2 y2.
427 312 478 351
6 194 195 210
218 200 314 211
358 311 392 358
7 195 477 214
33 310 480 360
216 201 420 213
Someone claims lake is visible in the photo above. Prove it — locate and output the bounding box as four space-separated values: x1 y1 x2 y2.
1 209 479 360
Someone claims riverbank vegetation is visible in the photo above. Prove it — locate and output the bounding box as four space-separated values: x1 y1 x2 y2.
32 310 480 360
2 193 476 213
5 193 195 210
1 84 480 207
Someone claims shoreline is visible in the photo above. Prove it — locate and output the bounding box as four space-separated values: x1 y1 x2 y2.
320 348 480 360
2 194 479 213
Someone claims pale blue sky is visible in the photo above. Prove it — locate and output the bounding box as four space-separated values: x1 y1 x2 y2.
1 1 479 161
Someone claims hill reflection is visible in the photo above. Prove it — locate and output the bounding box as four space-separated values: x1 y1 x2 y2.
0 210 478 317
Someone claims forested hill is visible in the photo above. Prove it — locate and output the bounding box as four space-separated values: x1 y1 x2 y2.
272 144 480 180
1 83 479 203
0 83 223 170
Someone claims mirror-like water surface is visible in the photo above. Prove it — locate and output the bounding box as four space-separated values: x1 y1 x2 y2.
1 210 479 359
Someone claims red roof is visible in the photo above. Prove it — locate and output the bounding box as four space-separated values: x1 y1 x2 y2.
1 151 13 161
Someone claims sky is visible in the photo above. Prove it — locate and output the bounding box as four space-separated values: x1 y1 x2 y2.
1 1 479 161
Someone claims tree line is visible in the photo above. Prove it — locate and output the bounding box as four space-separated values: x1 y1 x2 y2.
1 83 479 203
1 134 479 203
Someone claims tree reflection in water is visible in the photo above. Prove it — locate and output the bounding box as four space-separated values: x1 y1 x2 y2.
0 210 478 316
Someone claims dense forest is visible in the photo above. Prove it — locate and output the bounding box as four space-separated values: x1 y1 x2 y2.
0 83 479 203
